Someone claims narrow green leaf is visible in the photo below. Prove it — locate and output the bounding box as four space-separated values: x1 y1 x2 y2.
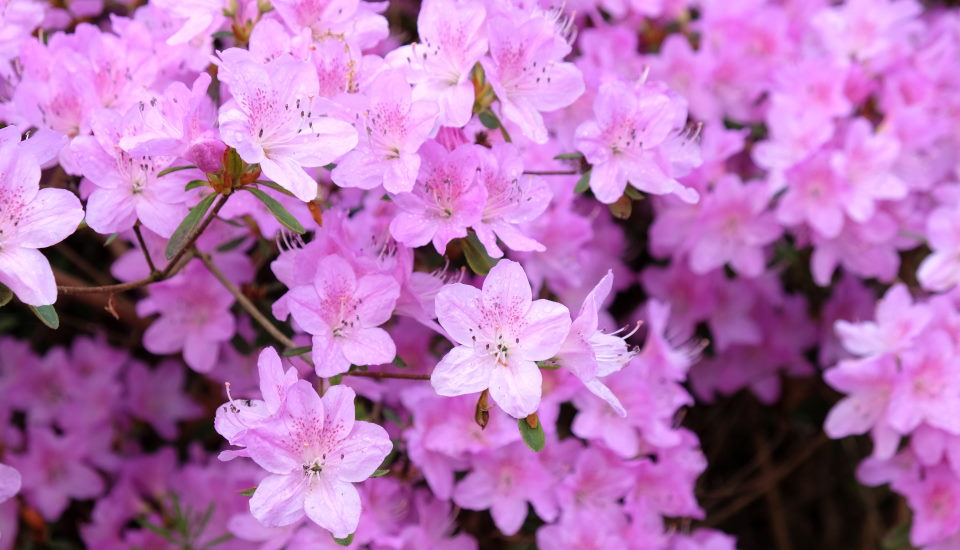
391 355 408 368
370 469 390 478
554 152 584 160
323 163 337 170
283 345 312 357
103 232 120 246
254 179 296 198
332 533 355 546
201 533 235 549
30 304 59 330
478 110 499 130
536 361 560 370
242 187 305 235
194 502 216 539
329 375 343 385
215 235 248 253
185 180 207 191
136 518 177 543
239 486 257 496
211 30 234 39
157 164 197 177
517 417 545 452
165 193 218 260
462 231 498 276
0 284 12 308
574 170 592 193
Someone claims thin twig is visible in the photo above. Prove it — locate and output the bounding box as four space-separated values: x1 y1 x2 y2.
522 170 578 176
196 249 298 350
57 195 230 295
342 371 431 380
133 223 158 274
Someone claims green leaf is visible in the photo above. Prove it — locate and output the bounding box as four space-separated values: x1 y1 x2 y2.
30 305 59 330
370 469 390 478
215 235 248 253
332 533 355 546
239 486 257 496
165 193 218 260
211 30 234 39
518 417 545 452
136 518 176 543
462 231 498 276
554 152 584 160
624 186 645 201
185 180 207 191
536 360 560 370
329 375 343 385
157 164 197 177
201 533 235 549
478 110 499 130
882 520 912 549
103 232 120 246
194 502 216 540
574 170 591 193
242 187 305 235
0 284 12 308
391 355 408 368
283 345 312 357
254 179 296 198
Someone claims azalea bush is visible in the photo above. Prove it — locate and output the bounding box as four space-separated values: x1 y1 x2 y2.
0 0 957 548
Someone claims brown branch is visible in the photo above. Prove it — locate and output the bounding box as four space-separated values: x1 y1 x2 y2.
133 223 158 274
342 371 431 380
522 170 578 176
196 249 298 350
57 195 230 295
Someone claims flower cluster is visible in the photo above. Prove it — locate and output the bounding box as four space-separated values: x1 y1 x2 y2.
1 0 960 547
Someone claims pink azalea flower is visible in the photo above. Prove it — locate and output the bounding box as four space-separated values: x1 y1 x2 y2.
812 0 922 62
216 49 359 201
482 8 585 144
574 79 700 204
271 0 388 50
388 142 487 254
124 360 203 440
453 441 558 535
0 463 20 503
286 254 400 378
473 142 551 258
898 463 960 546
397 491 478 550
823 355 898 441
7 426 105 520
71 107 191 238
887 331 960 435
556 271 635 417
688 175 782 277
0 128 84 306
918 206 960 291
431 259 572 418
152 0 228 45
831 119 907 223
137 260 237 373
834 283 932 357
553 446 632 528
236 382 392 538
331 70 438 194
396 0 488 127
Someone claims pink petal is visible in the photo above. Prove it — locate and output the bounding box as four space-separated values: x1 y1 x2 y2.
333 421 392 483
304 477 360 539
431 346 495 397
0 247 57 306
488 357 542 419
249 473 307 527
518 299 571 362
435 283 483 346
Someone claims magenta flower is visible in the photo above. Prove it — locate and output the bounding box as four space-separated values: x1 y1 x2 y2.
399 0 488 127
473 143 551 258
331 70 438 194
453 441 557 535
431 259 571 418
152 0 227 45
0 128 84 306
887 331 960 435
574 79 700 204
556 271 635 417
8 426 104 520
0 463 20 503
286 254 400 378
124 361 203 440
834 284 932 357
236 383 392 538
389 142 487 254
71 108 191 238
687 175 782 277
483 9 585 143
918 206 960 292
216 49 359 201
137 260 237 372
898 463 960 546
